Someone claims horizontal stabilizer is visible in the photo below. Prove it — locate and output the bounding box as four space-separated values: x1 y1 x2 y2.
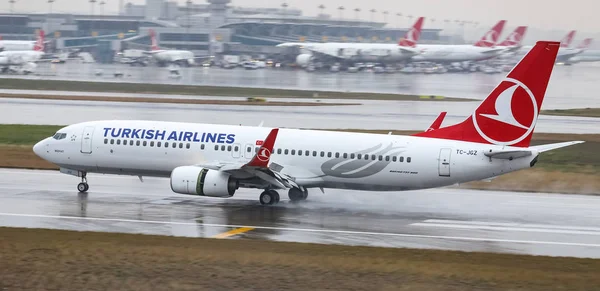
530 141 585 153
484 149 532 160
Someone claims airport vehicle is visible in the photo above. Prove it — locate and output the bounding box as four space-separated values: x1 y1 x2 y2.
0 30 45 74
406 19 509 63
32 41 582 205
147 29 196 67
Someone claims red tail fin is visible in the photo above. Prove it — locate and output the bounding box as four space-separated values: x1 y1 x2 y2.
246 129 279 168
398 17 424 47
560 30 576 47
33 30 44 52
425 112 446 132
577 38 593 50
474 20 506 47
414 41 560 148
498 26 527 46
149 29 159 51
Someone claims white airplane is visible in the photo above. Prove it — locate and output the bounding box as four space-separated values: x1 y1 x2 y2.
563 39 597 64
33 41 582 205
513 30 582 63
0 30 44 51
406 19 509 63
0 30 45 74
146 29 195 67
276 22 422 67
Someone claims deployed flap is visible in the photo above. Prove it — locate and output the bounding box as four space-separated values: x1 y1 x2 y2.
484 149 532 160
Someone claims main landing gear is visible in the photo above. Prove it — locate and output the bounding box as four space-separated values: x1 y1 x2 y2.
77 173 89 193
258 188 309 205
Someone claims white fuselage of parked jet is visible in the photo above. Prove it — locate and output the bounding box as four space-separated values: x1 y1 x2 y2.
277 42 419 63
565 49 600 64
410 44 506 63
34 120 538 192
150 50 195 65
0 40 36 51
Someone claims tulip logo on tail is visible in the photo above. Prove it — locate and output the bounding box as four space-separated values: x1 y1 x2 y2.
257 148 271 162
473 78 538 146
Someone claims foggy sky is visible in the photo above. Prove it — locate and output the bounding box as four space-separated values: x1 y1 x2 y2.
3 0 598 35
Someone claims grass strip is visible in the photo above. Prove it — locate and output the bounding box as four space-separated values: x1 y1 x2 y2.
0 78 471 101
0 227 599 291
541 108 600 118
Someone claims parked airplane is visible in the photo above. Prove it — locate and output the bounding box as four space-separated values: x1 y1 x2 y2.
512 30 581 63
497 26 528 50
564 39 597 64
32 41 581 205
0 30 45 74
402 19 509 63
0 30 44 51
147 29 196 67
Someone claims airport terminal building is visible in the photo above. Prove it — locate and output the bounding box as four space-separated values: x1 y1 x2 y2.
0 0 443 62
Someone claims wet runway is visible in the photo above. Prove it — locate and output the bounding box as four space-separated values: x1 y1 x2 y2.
1 96 599 133
5 62 600 109
1 168 600 258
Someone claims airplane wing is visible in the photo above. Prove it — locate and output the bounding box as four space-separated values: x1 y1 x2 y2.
192 128 299 189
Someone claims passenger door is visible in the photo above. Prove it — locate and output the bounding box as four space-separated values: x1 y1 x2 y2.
80 126 95 154
232 143 241 159
438 148 451 177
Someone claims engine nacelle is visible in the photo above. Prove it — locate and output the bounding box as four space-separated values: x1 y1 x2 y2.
295 54 313 67
170 166 237 197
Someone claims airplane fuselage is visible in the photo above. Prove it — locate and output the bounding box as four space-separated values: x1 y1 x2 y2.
34 120 537 192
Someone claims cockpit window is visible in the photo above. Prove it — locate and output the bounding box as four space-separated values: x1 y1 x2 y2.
52 133 67 140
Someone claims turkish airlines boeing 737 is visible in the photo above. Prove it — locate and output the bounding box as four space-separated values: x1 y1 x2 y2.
33 41 581 205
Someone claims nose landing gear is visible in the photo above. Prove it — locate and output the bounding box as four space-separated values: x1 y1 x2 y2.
77 173 89 193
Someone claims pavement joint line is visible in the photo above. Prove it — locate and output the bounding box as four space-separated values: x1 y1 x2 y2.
1 212 600 248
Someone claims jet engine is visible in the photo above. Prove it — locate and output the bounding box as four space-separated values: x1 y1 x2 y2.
295 54 313 67
170 166 238 197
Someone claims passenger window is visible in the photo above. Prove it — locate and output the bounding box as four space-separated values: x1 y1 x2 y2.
110 139 114 144
130 140 134 146
378 155 383 161
157 142 161 147
392 156 397 162
350 153 355 159
150 141 155 147
123 140 127 145
291 149 296 155
298 150 303 156
385 156 390 161
399 156 404 162
255 147 259 153
104 138 108 144
143 141 147 146
343 153 348 158
214 145 219 150
234 146 239 151
327 152 332 158
116 139 120 145
335 152 340 158
247 146 251 152
165 142 169 148
284 149 289 155
278 149 282 154
227 145 232 151
371 155 376 160
221 145 225 151
357 154 362 159
305 150 309 156
172 143 176 148
136 140 140 146
313 151 317 156
201 144 205 150
407 157 412 163
186 143 190 149
364 155 369 160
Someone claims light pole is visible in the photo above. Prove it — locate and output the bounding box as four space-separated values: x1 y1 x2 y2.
395 13 402 28
353 8 360 21
337 6 344 20
318 4 325 16
369 9 376 22
100 1 106 16
90 0 96 36
382 11 388 24
281 2 288 21
9 0 16 13
186 0 192 44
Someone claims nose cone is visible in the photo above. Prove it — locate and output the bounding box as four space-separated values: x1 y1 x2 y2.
33 140 45 158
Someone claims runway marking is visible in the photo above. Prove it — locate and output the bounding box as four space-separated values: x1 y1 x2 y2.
211 227 255 239
1 212 600 248
412 219 600 236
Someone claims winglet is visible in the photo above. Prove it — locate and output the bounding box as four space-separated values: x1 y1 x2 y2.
246 129 279 168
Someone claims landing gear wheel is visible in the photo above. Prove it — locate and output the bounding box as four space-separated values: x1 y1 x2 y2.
288 188 305 202
260 190 279 205
77 182 89 193
302 188 308 200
